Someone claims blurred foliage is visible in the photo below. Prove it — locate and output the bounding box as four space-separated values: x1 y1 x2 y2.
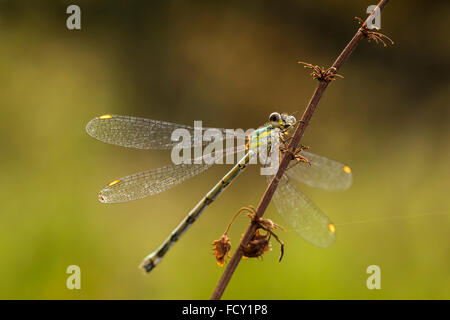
0 0 448 299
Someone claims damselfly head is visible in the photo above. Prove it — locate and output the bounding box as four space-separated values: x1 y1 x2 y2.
269 112 296 129
284 114 297 127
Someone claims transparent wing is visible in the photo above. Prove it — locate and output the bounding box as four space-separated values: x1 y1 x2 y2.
267 175 336 248
86 114 245 150
99 162 212 203
286 151 352 190
99 145 248 203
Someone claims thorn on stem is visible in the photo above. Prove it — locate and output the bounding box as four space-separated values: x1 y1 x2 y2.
355 17 394 47
298 62 344 82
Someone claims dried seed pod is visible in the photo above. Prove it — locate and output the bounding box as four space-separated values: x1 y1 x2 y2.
242 230 271 259
212 235 231 266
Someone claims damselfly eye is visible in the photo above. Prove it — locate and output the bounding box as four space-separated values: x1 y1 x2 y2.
288 116 296 124
269 112 281 122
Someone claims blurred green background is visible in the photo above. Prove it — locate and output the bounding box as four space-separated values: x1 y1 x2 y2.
0 0 448 299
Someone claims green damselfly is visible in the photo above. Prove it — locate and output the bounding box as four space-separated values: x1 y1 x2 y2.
86 112 352 272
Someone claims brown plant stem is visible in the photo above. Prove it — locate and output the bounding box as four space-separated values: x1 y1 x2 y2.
210 0 391 300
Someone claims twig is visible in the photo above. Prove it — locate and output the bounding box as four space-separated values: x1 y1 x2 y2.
210 0 391 300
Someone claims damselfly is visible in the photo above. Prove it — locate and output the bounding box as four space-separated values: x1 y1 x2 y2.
86 112 352 272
